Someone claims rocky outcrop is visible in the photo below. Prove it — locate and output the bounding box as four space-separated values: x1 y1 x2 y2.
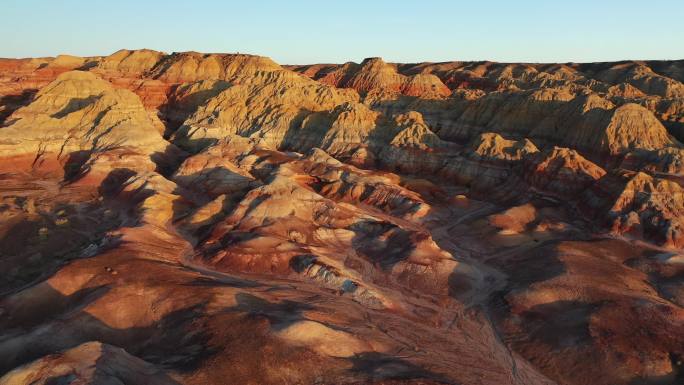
149 51 283 83
95 49 164 76
0 71 176 178
469 132 538 161
437 90 673 157
594 63 684 98
291 57 451 98
525 147 606 197
173 135 260 199
582 171 684 247
173 68 358 151
0 342 178 385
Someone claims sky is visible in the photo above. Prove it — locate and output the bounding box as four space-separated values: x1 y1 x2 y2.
2 0 683 64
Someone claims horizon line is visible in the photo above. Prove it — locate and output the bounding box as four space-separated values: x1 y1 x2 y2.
2 48 684 66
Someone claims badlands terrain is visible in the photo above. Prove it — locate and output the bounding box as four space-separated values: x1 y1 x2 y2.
0 50 683 385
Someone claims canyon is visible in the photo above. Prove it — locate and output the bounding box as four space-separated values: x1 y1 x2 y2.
0 49 683 385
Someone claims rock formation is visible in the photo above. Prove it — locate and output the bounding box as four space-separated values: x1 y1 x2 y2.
1 50 684 385
0 342 178 385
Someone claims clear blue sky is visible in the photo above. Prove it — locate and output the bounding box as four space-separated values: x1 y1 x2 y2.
2 0 683 64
